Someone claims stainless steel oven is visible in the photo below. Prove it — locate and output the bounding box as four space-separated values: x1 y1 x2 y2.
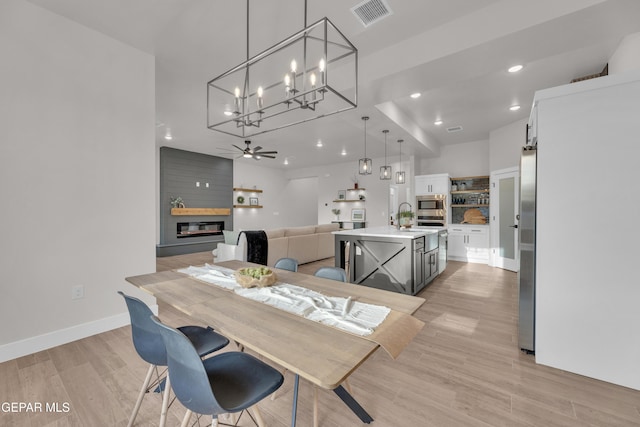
416 194 447 227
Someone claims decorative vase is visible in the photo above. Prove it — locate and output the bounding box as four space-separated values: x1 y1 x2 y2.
354 182 358 189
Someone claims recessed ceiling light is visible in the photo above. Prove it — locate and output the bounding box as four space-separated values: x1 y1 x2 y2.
223 110 233 116
508 64 524 73
164 129 173 140
341 149 347 156
434 120 443 126
410 92 421 99
284 158 289 165
510 105 521 111
316 140 323 147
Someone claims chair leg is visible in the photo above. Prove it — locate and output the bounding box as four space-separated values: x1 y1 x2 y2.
250 405 265 427
159 373 171 427
128 363 155 427
211 416 218 427
180 409 192 427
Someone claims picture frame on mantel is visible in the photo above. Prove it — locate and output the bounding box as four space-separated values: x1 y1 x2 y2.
338 190 346 200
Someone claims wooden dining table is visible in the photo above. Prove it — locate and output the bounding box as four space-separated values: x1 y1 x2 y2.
125 260 425 426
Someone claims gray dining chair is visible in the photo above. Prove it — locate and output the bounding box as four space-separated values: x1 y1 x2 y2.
274 257 299 272
149 315 284 427
314 266 347 282
118 291 229 427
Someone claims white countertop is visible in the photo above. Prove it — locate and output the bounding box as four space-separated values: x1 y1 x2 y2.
333 225 443 239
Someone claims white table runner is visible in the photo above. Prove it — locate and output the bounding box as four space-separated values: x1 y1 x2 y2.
178 264 390 336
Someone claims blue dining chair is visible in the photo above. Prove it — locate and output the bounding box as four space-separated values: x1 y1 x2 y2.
149 315 284 427
118 291 229 427
274 257 299 272
314 266 347 282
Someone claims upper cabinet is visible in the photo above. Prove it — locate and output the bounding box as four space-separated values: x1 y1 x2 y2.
415 173 450 195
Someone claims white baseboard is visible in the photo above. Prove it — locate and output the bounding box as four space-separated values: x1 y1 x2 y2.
0 304 159 363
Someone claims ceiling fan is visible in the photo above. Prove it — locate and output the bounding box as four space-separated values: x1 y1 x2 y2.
232 140 277 160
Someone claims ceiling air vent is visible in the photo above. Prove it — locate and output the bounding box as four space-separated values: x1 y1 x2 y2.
447 126 463 133
351 0 393 28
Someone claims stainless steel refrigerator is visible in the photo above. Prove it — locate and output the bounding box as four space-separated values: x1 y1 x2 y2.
518 143 536 354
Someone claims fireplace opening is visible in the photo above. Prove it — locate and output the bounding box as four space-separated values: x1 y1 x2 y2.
177 221 224 238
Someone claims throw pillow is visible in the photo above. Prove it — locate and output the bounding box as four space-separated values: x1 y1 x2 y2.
222 230 240 245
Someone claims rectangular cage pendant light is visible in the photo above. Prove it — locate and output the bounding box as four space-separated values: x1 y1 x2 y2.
359 158 372 174
380 165 392 179
207 14 358 139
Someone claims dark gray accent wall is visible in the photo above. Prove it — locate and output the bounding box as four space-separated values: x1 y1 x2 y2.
158 147 233 256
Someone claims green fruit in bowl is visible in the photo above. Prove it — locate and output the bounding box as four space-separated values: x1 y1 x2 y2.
239 267 272 278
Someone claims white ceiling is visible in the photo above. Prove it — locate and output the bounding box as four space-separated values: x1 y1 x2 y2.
26 0 640 169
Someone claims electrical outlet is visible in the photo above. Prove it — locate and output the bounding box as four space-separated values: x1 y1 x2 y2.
71 285 84 300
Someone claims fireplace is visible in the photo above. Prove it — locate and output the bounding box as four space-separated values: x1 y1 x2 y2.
176 221 224 239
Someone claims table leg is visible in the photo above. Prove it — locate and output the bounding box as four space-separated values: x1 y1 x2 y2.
333 385 373 424
291 374 299 427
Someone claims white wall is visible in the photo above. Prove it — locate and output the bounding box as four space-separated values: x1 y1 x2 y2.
233 162 317 230
287 156 403 227
0 0 156 361
489 119 527 171
609 32 640 74
418 140 490 177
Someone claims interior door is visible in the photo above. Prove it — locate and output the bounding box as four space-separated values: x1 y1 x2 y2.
491 168 519 271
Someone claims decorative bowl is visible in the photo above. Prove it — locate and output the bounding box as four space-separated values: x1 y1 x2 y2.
234 267 277 288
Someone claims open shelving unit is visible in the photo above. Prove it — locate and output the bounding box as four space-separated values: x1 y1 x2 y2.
333 188 366 203
233 187 263 209
450 176 490 224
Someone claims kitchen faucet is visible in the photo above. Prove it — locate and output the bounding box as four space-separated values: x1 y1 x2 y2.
397 202 412 229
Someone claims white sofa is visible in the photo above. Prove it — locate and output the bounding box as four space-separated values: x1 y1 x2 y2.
213 223 340 267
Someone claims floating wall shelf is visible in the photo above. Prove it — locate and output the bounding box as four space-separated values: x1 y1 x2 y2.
233 205 263 209
171 208 231 216
233 187 263 193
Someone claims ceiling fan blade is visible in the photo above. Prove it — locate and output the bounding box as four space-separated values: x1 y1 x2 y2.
232 144 245 152
260 154 276 159
253 146 263 152
257 150 278 155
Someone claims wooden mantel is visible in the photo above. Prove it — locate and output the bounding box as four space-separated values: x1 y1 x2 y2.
170 208 231 216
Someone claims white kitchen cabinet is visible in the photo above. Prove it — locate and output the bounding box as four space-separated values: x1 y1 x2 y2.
415 173 450 195
447 225 489 263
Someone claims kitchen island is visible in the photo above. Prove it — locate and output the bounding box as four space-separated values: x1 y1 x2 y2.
333 226 445 295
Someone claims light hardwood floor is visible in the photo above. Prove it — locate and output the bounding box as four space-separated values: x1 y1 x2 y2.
2 254 639 426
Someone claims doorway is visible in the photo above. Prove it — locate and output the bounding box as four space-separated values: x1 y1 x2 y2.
490 167 519 271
